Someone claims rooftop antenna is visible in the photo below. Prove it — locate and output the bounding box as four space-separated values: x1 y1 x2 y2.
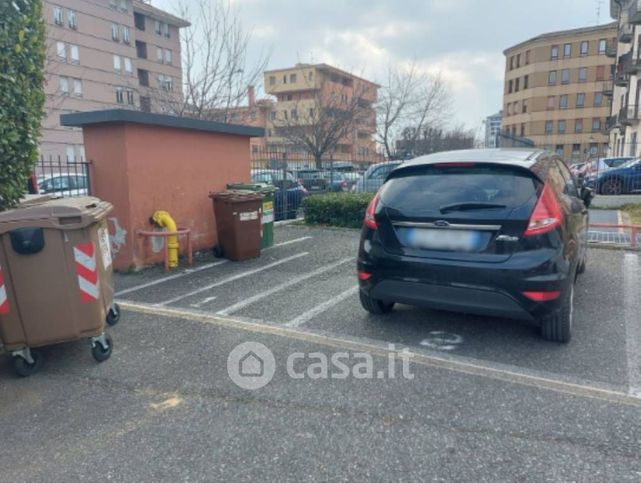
596 0 603 24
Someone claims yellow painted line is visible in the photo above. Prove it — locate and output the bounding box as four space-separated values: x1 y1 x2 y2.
118 301 641 408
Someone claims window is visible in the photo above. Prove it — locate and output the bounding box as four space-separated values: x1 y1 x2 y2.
516 53 521 67
580 41 589 56
560 95 568 109
109 0 117 8
590 142 599 156
290 73 297 83
134 12 145 30
115 87 124 104
123 26 130 44
291 109 297 119
164 49 172 65
119 0 127 12
70 45 79 64
558 120 566 134
520 123 525 136
124 57 132 74
283 110 288 120
68 10 77 29
308 71 314 81
140 96 151 112
551 45 559 60
126 89 134 105
66 146 76 163
509 57 514 70
158 75 173 91
269 76 276 86
163 23 170 38
592 118 601 132
555 145 564 157
136 41 147 59
576 93 585 108
270 111 276 121
561 68 570 84
575 119 583 133
596 65 605 81
513 101 519 113
564 43 572 58
545 120 553 134
515 78 520 92
53 6 63 25
508 79 513 93
523 75 529 89
155 20 162 35
547 96 555 110
73 78 82 97
579 67 588 82
111 23 119 41
283 75 287 84
138 69 149 86
548 71 557 85
59 76 69 94
506 103 512 116
573 144 582 157
599 39 607 54
594 92 604 107
113 55 121 71
156 47 163 63
309 108 315 117
56 41 66 61
522 100 528 113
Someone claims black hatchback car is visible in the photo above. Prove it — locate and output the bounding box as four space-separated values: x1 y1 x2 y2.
357 149 593 343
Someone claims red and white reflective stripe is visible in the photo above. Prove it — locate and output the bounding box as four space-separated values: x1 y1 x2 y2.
0 263 9 315
74 243 100 302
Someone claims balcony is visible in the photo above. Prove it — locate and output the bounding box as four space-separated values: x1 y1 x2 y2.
603 115 618 133
619 23 634 43
606 43 618 58
602 80 614 96
627 56 641 74
619 105 640 126
615 71 630 86
629 0 641 24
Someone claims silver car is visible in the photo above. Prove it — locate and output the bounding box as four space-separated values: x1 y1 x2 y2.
352 161 402 193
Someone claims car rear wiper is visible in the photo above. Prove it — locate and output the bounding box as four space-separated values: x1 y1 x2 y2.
440 202 507 213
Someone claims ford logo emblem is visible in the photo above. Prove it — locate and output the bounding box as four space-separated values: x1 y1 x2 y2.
433 220 450 227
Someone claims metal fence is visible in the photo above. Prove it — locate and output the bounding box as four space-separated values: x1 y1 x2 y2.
250 148 388 220
32 156 92 198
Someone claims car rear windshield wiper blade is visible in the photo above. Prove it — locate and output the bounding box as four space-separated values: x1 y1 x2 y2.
440 202 507 213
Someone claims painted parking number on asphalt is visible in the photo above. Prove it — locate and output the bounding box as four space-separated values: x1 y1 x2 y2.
420 331 463 351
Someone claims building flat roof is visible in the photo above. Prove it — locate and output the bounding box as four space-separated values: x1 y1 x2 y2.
60 109 265 137
264 63 381 88
133 0 190 28
504 22 617 54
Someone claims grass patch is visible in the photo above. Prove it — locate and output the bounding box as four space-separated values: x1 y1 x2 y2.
620 204 641 225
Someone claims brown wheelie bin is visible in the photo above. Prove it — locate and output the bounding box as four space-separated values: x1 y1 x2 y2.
0 196 119 377
210 190 263 261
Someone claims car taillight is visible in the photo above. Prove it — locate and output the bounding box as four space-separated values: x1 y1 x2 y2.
358 271 372 281
522 291 561 302
524 183 563 237
364 192 380 230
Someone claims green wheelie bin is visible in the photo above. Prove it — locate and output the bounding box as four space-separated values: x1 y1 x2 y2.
227 183 277 249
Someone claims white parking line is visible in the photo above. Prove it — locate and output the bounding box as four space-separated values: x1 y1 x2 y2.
156 252 309 306
190 296 217 308
624 253 641 397
115 260 228 296
285 285 359 328
217 257 354 316
267 236 312 248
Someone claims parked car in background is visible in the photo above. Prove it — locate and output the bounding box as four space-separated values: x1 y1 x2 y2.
569 162 585 178
251 169 308 220
578 157 633 181
37 173 88 197
352 161 403 193
323 171 350 192
342 172 363 190
295 169 329 193
585 158 641 195
358 148 592 343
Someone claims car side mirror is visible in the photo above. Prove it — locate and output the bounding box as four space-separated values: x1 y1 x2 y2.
581 187 594 207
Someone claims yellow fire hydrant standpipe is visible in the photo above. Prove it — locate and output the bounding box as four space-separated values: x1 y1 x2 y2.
151 211 179 269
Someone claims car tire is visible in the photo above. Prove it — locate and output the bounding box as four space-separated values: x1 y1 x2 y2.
359 291 394 315
577 256 587 275
600 178 623 196
540 284 573 343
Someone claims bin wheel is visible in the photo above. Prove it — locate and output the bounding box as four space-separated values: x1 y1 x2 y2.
106 303 121 327
13 351 43 378
212 245 224 258
92 334 113 363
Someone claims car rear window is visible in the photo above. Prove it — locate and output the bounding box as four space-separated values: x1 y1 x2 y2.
382 165 540 215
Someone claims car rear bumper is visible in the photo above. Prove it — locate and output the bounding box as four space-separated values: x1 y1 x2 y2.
358 242 573 323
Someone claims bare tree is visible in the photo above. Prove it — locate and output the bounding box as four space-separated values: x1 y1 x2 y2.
271 68 375 168
154 0 269 121
376 62 450 158
397 125 475 156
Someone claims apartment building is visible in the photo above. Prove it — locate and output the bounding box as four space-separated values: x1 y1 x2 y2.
608 0 641 157
484 111 503 148
262 63 379 159
41 0 188 160
503 23 617 162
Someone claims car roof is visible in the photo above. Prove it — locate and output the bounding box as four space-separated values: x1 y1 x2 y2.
397 148 546 171
37 172 86 180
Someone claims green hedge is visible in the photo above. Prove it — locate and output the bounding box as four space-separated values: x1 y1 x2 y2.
303 193 375 229
0 0 46 211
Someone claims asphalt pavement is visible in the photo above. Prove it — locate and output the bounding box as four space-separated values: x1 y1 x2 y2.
1 224 641 481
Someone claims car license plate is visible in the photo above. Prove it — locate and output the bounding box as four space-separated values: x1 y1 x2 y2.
407 228 481 252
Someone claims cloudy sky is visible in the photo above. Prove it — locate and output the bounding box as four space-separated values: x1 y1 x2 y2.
153 0 610 132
